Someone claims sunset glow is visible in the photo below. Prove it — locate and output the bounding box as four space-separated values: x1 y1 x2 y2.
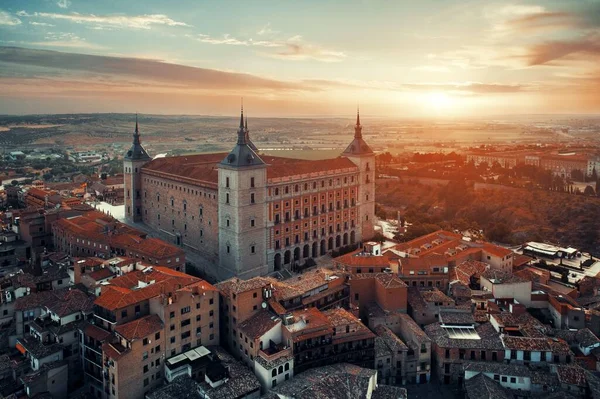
0 0 599 116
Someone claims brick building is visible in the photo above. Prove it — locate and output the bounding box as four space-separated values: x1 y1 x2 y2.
52 210 185 271
124 110 375 280
386 230 514 290
82 266 219 399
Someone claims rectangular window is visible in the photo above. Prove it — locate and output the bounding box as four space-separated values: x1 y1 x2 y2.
250 177 255 187
181 319 191 327
181 331 191 340
181 306 191 315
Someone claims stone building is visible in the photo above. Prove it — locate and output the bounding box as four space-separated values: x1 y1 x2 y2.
124 109 376 280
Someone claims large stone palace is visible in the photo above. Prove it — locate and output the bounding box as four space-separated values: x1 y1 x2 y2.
124 109 375 280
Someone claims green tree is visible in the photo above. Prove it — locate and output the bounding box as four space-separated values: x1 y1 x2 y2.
584 185 596 196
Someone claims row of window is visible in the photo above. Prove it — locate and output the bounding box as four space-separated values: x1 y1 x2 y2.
271 175 358 196
143 178 217 200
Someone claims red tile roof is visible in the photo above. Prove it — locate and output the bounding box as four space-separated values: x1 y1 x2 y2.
84 323 112 342
238 310 281 340
94 266 211 311
264 156 357 179
115 314 163 341
335 249 391 267
141 153 358 186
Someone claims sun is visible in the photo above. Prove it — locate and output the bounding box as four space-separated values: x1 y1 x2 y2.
426 92 453 110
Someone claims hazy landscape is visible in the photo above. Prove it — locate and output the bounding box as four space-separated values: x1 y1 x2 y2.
2 113 600 159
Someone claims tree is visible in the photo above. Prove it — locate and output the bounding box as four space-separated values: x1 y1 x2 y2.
584 185 596 196
372 232 386 244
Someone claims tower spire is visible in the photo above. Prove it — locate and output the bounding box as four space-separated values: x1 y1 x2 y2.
133 113 141 145
354 107 362 139
237 101 246 145
239 98 244 129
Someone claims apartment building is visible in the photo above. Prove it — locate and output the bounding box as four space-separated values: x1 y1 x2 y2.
83 266 219 399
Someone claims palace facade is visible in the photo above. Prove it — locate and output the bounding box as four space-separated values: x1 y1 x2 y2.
124 110 375 280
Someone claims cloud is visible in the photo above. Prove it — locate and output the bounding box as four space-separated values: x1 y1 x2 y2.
30 21 55 27
57 0 71 9
525 36 600 66
257 23 278 36
15 10 190 29
189 33 283 48
0 10 21 26
0 46 310 92
188 32 345 62
24 32 106 49
269 42 346 62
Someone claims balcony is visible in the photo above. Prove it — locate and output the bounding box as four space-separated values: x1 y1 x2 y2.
258 345 292 363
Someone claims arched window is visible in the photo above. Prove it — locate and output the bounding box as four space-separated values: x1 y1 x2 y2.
285 186 289 194
284 363 289 371
294 184 299 193
183 200 187 211
272 369 277 377
275 188 279 196
170 197 174 207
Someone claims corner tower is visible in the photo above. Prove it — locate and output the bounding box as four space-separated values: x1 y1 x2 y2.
124 115 151 222
342 109 375 241
218 106 268 280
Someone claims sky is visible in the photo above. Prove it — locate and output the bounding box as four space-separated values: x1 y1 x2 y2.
0 0 599 117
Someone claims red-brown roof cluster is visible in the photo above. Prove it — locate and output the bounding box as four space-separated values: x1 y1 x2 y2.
238 310 281 340
95 266 212 311
115 314 163 341
451 260 489 285
53 210 184 260
141 152 358 186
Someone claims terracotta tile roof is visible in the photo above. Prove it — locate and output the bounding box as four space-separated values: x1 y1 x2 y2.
375 273 407 289
392 230 463 253
238 310 281 340
513 254 533 267
425 322 503 350
439 310 475 325
464 373 511 399
481 243 513 258
322 307 361 328
216 276 275 297
334 249 391 267
420 288 454 304
273 268 348 301
556 365 588 387
87 268 115 281
83 323 111 342
451 260 489 285
46 288 95 317
576 328 600 347
501 335 572 354
270 363 377 399
481 269 528 284
142 153 226 188
95 266 210 311
14 286 94 316
374 324 408 352
53 211 184 260
115 314 163 341
264 156 358 180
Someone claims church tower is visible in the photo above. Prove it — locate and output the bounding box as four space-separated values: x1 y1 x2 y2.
123 115 151 222
342 109 375 241
217 106 268 280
